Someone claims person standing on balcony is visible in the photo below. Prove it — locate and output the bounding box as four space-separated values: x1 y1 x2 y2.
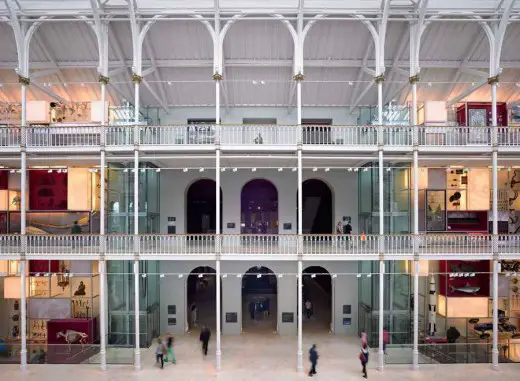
71 221 81 249
305 300 313 319
336 221 343 246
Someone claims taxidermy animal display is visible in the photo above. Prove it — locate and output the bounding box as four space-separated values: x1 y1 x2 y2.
449 283 480 294
56 330 88 350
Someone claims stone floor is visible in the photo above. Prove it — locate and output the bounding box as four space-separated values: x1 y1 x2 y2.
2 334 519 381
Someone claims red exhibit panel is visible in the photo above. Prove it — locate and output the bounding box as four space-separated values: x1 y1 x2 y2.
0 170 8 190
29 170 68 210
29 260 60 276
439 260 490 297
46 318 98 364
456 102 508 127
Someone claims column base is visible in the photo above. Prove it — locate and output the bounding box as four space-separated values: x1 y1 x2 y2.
216 350 222 373
20 349 27 371
492 349 499 370
297 350 303 372
412 349 419 370
100 349 107 371
377 350 384 372
134 350 141 371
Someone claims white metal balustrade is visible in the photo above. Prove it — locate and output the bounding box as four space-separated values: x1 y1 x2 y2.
0 127 21 147
220 125 298 146
140 234 215 254
0 235 21 254
4 125 520 149
303 234 379 255
26 126 102 147
26 235 100 254
6 233 520 257
221 234 298 255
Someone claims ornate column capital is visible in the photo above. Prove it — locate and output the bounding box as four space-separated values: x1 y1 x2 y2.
132 73 143 84
98 75 110 85
213 72 223 81
374 74 385 84
488 75 500 85
409 74 420 84
18 75 30 86
293 73 305 82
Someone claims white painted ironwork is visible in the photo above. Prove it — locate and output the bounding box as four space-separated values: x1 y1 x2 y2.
221 234 298 255
220 125 299 146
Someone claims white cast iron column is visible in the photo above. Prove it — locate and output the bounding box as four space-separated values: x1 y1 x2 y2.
297 146 303 372
216 146 222 371
134 148 140 370
492 145 499 368
378 148 385 371
99 260 107 370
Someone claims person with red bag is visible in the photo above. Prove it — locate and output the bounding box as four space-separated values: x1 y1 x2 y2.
359 342 369 378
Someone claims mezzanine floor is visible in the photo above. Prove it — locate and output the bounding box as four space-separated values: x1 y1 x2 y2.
3 334 519 381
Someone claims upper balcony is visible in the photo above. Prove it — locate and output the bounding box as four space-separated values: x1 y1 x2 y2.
1 233 519 261
1 125 519 155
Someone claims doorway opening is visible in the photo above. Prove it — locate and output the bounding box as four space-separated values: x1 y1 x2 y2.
186 179 222 234
302 266 332 333
242 266 277 333
241 179 278 234
298 179 334 234
187 266 216 331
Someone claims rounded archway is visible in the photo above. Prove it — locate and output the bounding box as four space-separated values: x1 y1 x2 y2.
298 179 334 234
242 266 277 333
302 266 332 333
241 179 278 234
186 179 222 234
187 266 216 331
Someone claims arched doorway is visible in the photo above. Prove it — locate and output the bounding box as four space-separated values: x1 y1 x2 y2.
298 179 333 234
241 179 278 234
186 179 222 234
242 266 277 333
302 266 332 332
187 266 216 331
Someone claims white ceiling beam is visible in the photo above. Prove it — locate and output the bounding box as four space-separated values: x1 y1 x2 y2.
447 79 488 105
460 67 489 78
32 82 68 103
142 78 168 112
143 38 171 108
383 23 410 105
106 22 135 104
30 68 59 79
141 66 156 77
4 58 518 70
32 33 73 102
349 81 375 114
350 38 373 106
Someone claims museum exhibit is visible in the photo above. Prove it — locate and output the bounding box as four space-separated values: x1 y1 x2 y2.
0 0 520 378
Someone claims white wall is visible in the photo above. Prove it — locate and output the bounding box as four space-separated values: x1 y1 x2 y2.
158 260 359 337
158 107 359 125
159 169 359 234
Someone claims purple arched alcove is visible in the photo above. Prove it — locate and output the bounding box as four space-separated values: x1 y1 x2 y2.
241 179 278 234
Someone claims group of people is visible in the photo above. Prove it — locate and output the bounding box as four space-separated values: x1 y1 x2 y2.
155 325 212 369
248 298 271 321
308 328 389 378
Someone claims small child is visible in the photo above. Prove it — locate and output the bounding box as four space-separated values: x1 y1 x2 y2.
155 338 165 369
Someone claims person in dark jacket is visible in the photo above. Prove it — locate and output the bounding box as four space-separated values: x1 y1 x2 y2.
359 342 369 378
308 344 318 377
199 325 211 356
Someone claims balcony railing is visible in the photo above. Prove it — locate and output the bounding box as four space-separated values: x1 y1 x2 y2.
0 125 518 150
2 233 516 258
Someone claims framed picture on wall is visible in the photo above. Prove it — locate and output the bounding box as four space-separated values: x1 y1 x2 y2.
425 190 446 232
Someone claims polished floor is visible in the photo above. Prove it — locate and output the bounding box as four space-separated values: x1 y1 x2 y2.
3 335 519 381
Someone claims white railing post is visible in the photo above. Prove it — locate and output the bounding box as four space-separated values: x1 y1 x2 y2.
99 259 107 370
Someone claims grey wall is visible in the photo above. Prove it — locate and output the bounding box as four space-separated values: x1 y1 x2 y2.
160 170 359 235
158 260 359 337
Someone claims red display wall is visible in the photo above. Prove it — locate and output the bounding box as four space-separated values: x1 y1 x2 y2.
439 260 490 297
46 318 98 364
29 170 68 210
0 170 8 190
456 102 508 127
29 260 60 275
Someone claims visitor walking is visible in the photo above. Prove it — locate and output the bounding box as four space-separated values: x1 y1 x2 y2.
308 344 318 377
200 325 211 356
360 328 367 346
359 342 369 378
155 337 166 369
383 328 389 355
164 334 176 364
190 303 198 328
305 300 313 319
